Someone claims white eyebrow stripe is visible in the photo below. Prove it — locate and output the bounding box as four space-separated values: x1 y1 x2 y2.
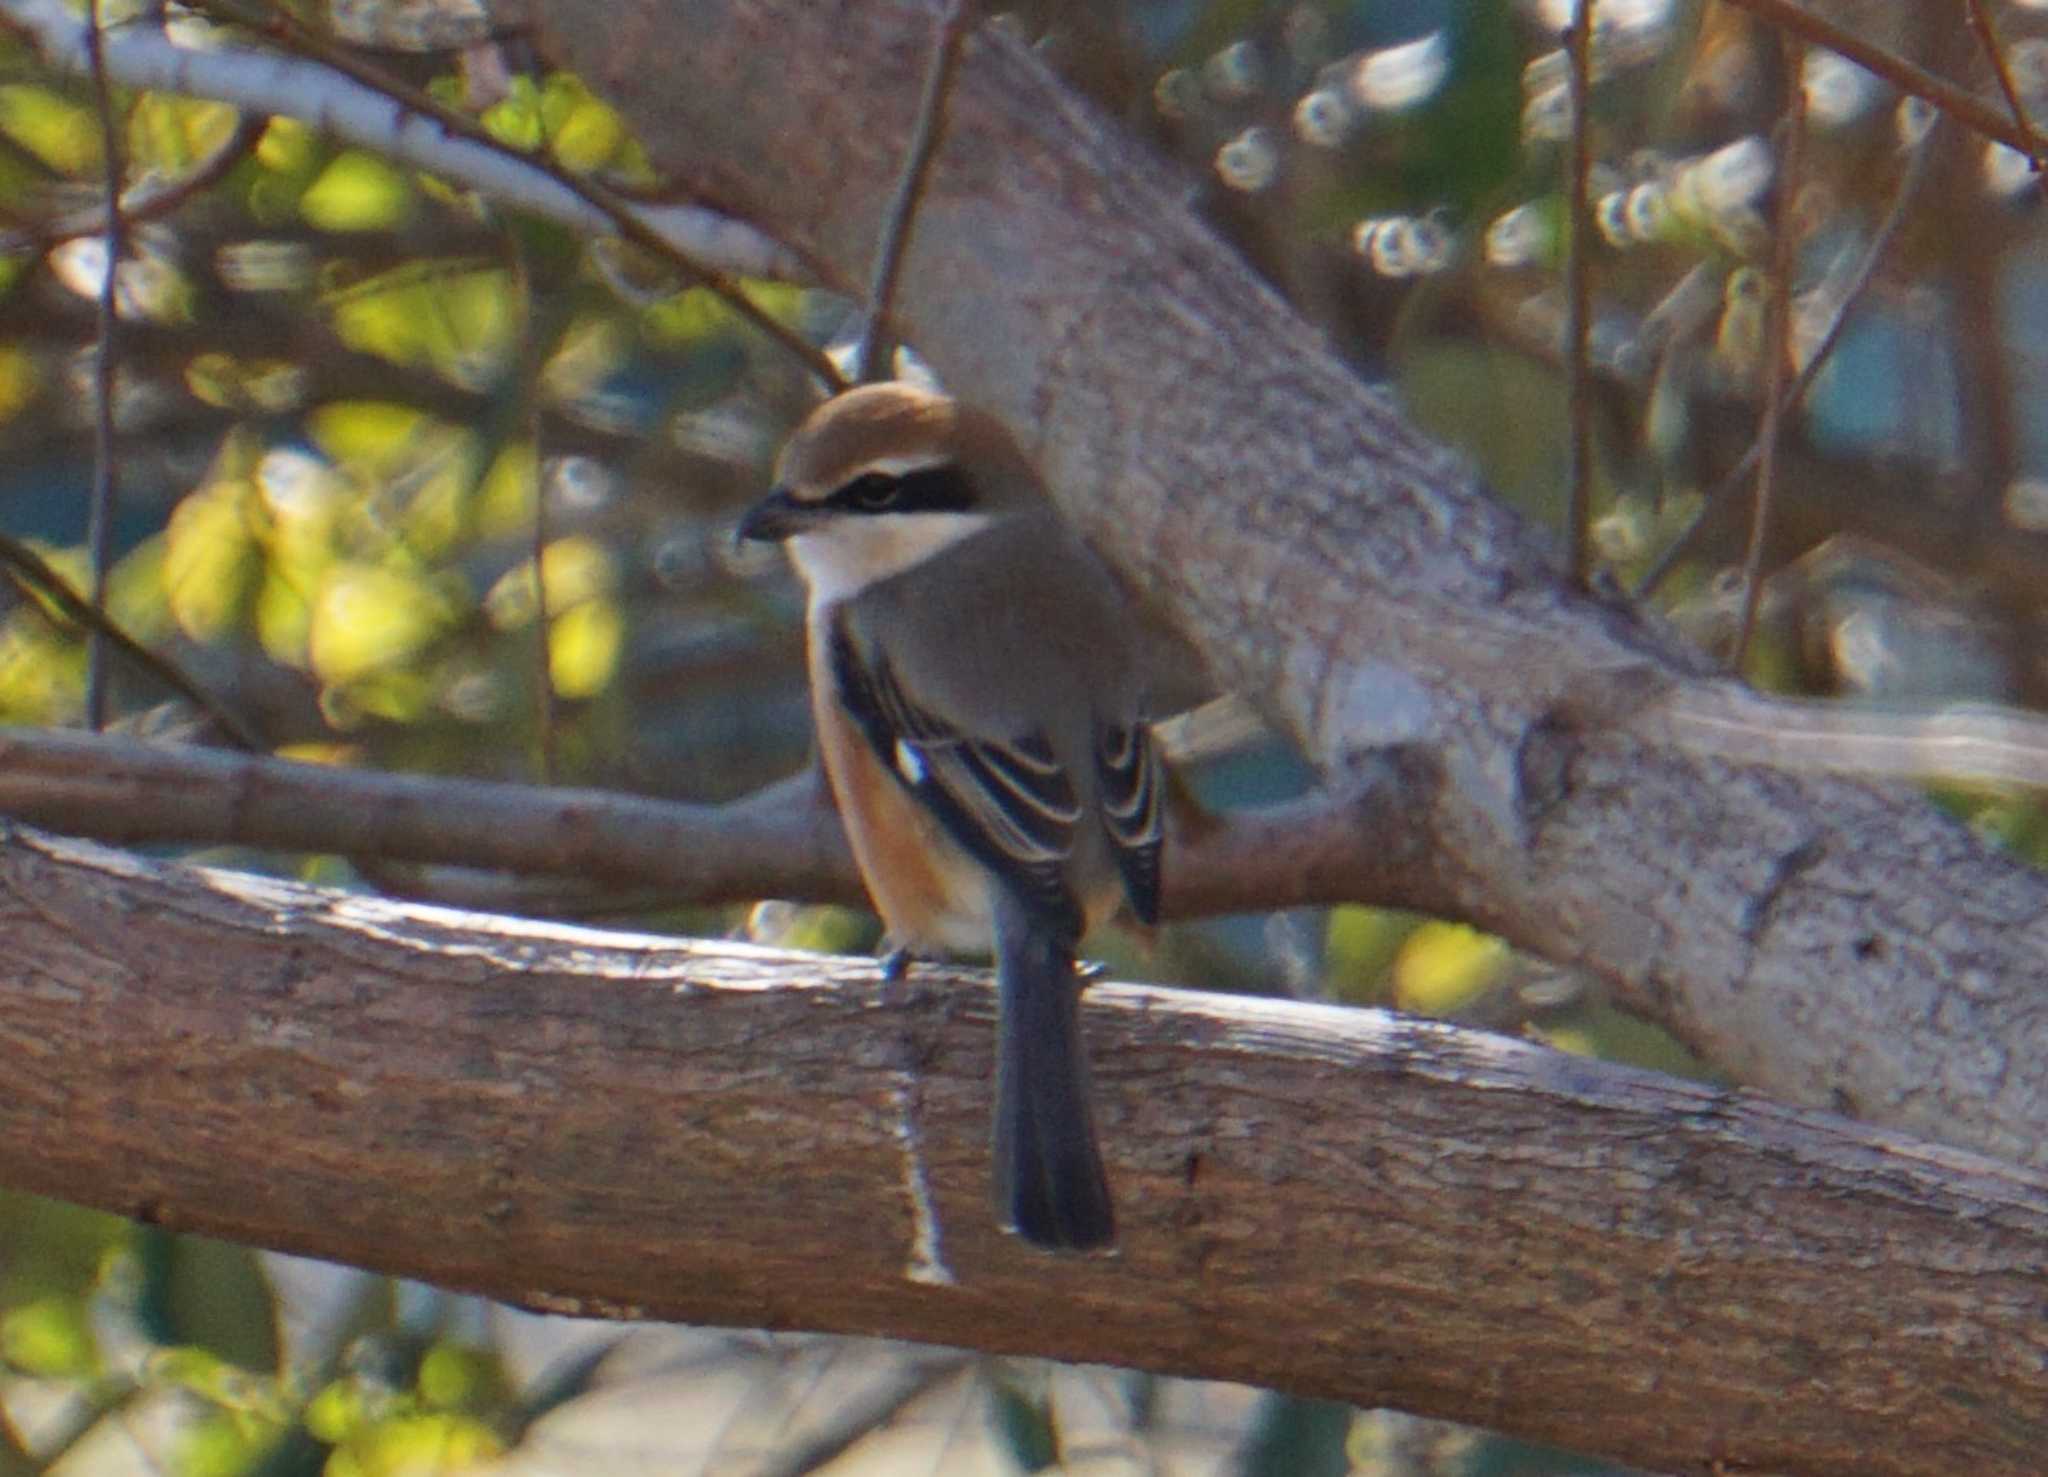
859 453 952 478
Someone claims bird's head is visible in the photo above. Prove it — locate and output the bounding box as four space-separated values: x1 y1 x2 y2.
737 382 1040 601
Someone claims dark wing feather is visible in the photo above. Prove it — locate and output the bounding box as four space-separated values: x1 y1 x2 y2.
1097 720 1163 925
830 617 1083 932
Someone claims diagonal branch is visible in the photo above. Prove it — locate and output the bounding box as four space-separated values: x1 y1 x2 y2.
0 0 822 328
1719 0 2046 158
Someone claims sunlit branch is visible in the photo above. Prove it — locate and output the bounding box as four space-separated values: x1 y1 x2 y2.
1659 689 2048 791
0 821 2042 1477
0 0 829 371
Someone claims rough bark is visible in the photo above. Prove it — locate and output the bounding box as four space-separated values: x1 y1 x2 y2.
517 0 2048 1178
2 824 2045 1477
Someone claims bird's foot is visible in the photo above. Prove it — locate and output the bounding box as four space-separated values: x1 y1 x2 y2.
880 945 914 982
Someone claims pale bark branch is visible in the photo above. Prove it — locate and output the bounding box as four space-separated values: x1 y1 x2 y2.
0 0 805 282
0 824 2043 1477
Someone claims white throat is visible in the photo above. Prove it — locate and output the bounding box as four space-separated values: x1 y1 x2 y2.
785 512 994 606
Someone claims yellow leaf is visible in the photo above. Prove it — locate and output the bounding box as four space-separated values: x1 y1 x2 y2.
0 86 100 174
547 598 622 699
474 441 537 537
1392 921 1508 1015
551 94 627 171
0 1295 96 1378
307 401 431 474
256 117 317 176
486 536 616 630
308 564 450 683
1324 905 1420 1003
0 341 38 425
164 482 258 640
301 151 414 232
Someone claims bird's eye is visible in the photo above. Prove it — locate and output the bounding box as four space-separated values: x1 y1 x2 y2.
841 473 902 511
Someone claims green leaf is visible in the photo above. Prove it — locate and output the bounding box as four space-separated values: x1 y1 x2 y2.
301 152 415 233
0 1294 97 1378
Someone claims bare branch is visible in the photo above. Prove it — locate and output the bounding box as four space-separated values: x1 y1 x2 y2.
1636 117 1935 598
1562 0 1594 585
83 0 122 731
0 824 2042 1477
1965 0 2045 168
1718 0 2045 159
855 0 969 384
0 0 818 297
0 537 262 750
0 727 864 906
1733 32 1806 667
0 727 1447 920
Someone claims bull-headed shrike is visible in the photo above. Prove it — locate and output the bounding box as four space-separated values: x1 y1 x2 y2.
737 382 1162 1252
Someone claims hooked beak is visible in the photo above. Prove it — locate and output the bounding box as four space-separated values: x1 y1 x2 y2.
733 488 811 547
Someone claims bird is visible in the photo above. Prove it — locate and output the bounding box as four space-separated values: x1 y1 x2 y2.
735 381 1162 1252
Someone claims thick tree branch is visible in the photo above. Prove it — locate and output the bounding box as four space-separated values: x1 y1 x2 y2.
519 0 2048 1180
1 824 2044 1477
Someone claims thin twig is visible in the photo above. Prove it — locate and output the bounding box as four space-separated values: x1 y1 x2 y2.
527 444 556 785
83 0 123 730
855 0 970 384
1731 35 1806 669
1718 0 2039 160
1964 0 2043 167
519 264 558 783
0 114 262 252
1563 0 1596 584
178 0 847 392
0 536 262 750
1635 117 1937 599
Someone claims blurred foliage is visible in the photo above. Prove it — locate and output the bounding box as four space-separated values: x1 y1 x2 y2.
0 0 2041 1471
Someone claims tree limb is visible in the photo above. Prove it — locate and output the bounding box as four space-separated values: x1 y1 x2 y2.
0 824 2042 1477
0 727 1441 920
518 0 2048 1180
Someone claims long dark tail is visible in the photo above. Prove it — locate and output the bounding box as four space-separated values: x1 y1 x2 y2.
989 889 1115 1251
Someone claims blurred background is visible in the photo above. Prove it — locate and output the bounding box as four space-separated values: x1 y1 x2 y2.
0 0 2037 1470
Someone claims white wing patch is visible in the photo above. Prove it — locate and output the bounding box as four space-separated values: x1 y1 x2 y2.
894 739 927 784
